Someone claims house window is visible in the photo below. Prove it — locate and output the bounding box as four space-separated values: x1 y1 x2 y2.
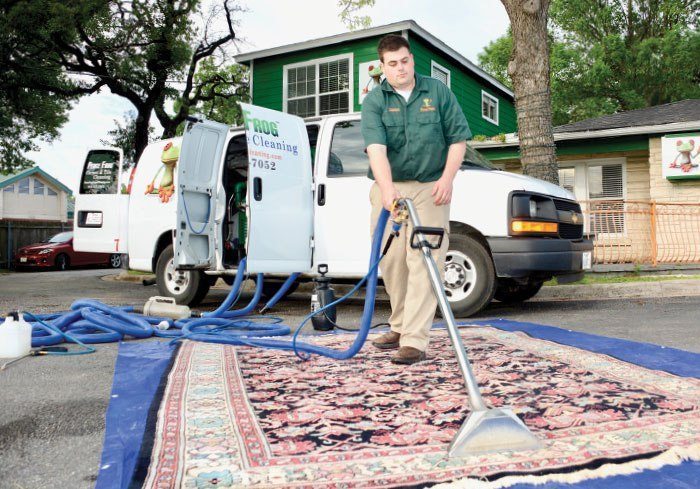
47 187 57 196
481 91 499 125
431 60 450 87
285 55 352 117
559 159 626 235
34 179 45 195
3 184 13 193
558 167 575 193
18 178 30 194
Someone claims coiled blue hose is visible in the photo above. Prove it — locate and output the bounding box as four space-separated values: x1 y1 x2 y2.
6 209 392 361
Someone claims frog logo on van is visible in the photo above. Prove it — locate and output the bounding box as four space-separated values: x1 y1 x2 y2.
242 110 279 137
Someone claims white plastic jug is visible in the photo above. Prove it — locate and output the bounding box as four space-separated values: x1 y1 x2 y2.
0 312 32 359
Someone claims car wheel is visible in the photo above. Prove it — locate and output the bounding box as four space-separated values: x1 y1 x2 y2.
494 279 544 304
442 233 496 318
155 245 210 306
109 254 122 268
55 254 70 271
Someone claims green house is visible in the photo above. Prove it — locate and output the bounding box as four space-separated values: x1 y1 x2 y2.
234 20 516 137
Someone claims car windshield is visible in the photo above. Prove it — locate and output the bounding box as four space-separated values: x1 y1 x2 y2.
462 144 497 170
48 232 73 243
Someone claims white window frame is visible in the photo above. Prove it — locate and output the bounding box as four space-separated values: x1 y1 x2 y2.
3 184 14 193
18 177 30 194
430 60 450 88
481 90 499 125
282 53 354 117
558 157 627 236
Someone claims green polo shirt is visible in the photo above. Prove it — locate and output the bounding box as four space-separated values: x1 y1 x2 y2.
361 73 471 183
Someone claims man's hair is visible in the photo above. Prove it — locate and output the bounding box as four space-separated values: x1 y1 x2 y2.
378 35 410 62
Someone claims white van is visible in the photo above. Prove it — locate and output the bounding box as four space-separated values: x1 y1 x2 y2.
74 112 592 317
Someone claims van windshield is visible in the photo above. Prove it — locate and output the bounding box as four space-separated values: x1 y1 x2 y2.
463 144 497 170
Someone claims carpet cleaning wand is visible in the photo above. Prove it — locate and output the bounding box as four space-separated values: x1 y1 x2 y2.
397 198 542 457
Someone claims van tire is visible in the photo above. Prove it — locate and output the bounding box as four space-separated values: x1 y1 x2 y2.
494 279 544 304
155 245 210 306
442 233 496 317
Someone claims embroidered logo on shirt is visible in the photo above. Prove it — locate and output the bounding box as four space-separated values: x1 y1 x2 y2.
388 107 401 113
420 98 436 112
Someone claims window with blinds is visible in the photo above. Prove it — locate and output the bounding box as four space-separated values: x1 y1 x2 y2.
481 91 498 125
287 65 316 118
431 61 450 87
286 57 351 117
587 164 625 235
558 167 575 193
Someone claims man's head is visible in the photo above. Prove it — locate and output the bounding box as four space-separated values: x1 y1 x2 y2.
378 35 414 90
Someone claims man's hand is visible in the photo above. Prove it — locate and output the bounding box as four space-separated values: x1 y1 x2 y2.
431 176 454 205
380 184 401 213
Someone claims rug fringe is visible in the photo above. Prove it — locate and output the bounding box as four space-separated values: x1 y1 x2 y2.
433 443 700 488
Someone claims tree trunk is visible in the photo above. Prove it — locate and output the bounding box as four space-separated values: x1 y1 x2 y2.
133 109 153 162
501 0 559 185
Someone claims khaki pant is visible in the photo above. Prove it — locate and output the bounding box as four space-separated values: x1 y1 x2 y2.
369 181 450 351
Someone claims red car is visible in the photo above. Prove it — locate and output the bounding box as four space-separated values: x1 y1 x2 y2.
14 231 121 271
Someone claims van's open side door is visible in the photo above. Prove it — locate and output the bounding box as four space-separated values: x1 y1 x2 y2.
174 119 229 269
73 148 129 253
242 103 313 273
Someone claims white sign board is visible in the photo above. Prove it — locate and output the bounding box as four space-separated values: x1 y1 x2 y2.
662 134 700 180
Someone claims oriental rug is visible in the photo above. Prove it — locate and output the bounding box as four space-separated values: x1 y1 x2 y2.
135 326 700 488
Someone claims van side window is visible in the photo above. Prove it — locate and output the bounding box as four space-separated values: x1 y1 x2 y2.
80 150 120 194
328 121 369 177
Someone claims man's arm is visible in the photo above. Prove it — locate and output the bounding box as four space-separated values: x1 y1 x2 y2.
367 144 400 211
432 141 466 205
432 85 471 205
361 95 400 211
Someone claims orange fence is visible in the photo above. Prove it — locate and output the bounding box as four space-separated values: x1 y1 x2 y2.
580 200 700 265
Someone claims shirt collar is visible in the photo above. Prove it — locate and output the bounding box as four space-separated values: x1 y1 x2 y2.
381 73 429 93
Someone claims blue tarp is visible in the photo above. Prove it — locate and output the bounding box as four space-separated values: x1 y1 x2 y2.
95 320 700 489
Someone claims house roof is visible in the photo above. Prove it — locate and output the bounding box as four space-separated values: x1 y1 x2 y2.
234 19 514 100
0 167 72 194
471 99 700 150
554 99 700 133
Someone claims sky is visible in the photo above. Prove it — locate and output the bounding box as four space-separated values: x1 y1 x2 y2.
27 0 510 192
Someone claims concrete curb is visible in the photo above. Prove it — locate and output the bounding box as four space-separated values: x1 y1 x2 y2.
536 279 700 301
108 272 700 302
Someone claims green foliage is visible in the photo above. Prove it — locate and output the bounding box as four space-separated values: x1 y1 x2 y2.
471 134 488 142
337 0 376 30
0 0 77 173
478 0 700 125
1 0 246 170
100 111 156 167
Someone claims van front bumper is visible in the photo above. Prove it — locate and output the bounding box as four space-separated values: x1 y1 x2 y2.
486 237 593 278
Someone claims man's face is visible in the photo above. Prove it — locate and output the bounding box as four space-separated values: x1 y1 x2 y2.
380 47 414 90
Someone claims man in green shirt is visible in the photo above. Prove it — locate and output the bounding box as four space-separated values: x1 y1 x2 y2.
361 35 471 364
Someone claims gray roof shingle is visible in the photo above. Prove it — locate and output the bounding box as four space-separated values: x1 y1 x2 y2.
554 99 700 134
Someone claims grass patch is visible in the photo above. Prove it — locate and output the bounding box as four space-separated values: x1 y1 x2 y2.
544 274 700 286
127 269 154 276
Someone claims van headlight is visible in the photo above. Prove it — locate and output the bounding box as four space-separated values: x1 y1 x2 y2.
510 192 559 236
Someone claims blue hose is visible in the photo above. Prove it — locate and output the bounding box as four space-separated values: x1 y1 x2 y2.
6 209 393 361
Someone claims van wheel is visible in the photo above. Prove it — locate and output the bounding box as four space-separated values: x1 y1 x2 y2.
155 245 210 306
443 233 496 317
494 279 544 304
